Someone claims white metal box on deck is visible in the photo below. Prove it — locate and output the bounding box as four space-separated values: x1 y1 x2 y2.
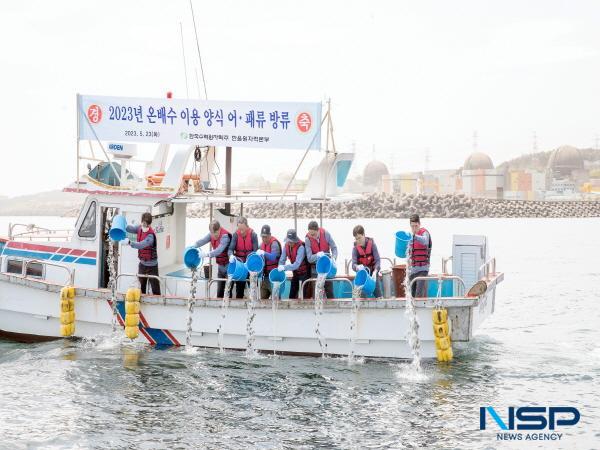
452 235 488 295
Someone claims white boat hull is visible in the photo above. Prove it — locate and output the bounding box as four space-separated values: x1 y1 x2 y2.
0 272 503 359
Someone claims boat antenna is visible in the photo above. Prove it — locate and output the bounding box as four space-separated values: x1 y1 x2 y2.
179 22 189 99
189 0 208 99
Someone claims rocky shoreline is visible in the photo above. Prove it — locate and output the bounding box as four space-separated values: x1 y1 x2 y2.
187 193 600 219
2 192 599 219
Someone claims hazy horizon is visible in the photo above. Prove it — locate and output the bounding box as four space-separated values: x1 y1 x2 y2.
2 0 600 197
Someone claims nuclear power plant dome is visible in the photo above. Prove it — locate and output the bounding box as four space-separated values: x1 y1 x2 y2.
463 152 494 170
363 160 389 186
546 145 584 176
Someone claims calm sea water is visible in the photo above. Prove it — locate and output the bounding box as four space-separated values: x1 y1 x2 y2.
0 216 598 449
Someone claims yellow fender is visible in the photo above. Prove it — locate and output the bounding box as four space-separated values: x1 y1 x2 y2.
435 335 451 351
125 326 139 340
433 322 449 338
436 347 453 362
60 311 75 325
125 301 140 315
60 299 74 313
432 308 448 325
126 288 141 302
59 286 76 336
125 313 140 327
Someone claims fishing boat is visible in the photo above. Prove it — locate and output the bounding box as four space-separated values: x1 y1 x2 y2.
0 94 503 359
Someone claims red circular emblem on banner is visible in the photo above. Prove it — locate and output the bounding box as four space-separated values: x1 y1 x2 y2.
295 112 312 133
87 104 103 124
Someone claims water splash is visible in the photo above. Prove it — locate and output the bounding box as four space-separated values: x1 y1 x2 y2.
185 268 199 351
314 274 327 357
347 285 363 364
217 276 233 353
105 237 119 332
403 245 422 372
79 332 126 350
271 281 281 355
245 272 259 358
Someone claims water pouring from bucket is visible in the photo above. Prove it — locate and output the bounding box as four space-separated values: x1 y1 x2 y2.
316 255 337 279
109 214 127 241
227 258 249 281
183 246 203 270
217 275 233 353
353 268 376 296
245 252 265 274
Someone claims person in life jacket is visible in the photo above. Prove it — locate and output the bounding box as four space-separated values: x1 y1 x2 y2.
193 220 231 298
123 212 161 295
351 225 382 298
227 216 258 299
255 224 281 299
278 229 310 300
408 213 432 298
305 220 338 299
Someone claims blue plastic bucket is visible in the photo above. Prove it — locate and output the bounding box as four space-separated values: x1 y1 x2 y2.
354 268 376 295
427 279 453 298
395 231 412 258
246 252 265 273
183 246 202 269
269 268 286 284
109 214 127 241
316 255 337 279
227 259 248 281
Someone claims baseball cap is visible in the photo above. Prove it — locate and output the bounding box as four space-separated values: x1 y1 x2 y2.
261 224 271 236
286 229 299 242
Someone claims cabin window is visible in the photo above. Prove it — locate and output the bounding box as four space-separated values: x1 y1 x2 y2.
6 259 43 278
78 201 97 238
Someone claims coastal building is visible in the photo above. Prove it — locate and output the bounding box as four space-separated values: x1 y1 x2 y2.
503 168 546 200
381 172 420 194
421 169 458 195
459 152 504 199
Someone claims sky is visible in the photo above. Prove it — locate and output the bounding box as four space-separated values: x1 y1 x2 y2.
1 0 600 197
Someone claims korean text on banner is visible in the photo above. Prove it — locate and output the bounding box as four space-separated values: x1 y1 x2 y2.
78 95 322 150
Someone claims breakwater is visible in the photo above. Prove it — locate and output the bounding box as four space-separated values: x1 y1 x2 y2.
187 193 600 219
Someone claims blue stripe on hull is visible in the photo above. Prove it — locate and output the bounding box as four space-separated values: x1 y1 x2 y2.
115 300 175 346
1 248 96 266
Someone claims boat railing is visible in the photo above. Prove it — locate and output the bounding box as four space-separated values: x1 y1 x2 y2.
299 277 354 301
478 258 497 281
343 256 396 275
408 274 466 298
115 273 168 297
207 276 266 300
9 223 73 242
22 259 75 286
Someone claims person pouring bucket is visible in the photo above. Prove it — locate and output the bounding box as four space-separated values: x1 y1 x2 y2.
256 224 281 299
408 213 432 298
191 220 231 298
305 220 338 299
228 217 258 299
278 229 310 299
122 212 161 295
351 225 382 298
